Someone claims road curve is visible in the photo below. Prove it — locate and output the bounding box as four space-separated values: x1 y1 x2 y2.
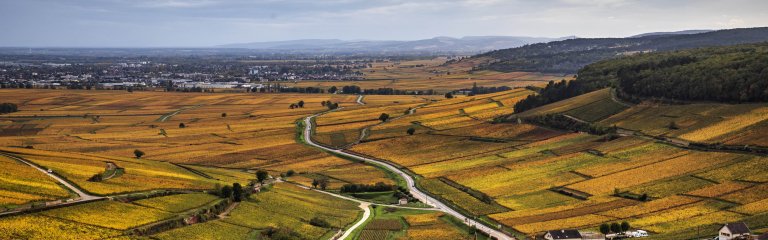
292 183 437 240
356 95 365 105
0 152 103 201
303 114 513 240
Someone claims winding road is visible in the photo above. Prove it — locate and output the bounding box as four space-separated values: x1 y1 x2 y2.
0 152 100 201
0 151 104 217
293 182 438 240
302 114 514 240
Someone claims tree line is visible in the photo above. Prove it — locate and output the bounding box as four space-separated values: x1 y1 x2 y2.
0 103 18 114
339 182 394 193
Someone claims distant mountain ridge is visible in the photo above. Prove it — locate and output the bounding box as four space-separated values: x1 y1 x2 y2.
218 36 575 53
470 27 768 73
629 29 713 38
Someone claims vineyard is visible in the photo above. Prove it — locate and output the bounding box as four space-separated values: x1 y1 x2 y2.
354 206 478 240
2 82 768 240
338 86 768 239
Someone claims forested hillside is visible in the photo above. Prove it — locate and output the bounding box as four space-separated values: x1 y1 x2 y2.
471 27 768 73
514 42 768 113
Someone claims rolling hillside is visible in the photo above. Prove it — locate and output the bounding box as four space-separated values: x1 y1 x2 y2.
463 27 768 73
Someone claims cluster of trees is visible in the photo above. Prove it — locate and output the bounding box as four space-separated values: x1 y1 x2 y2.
0 103 18 114
321 101 339 110
610 44 768 102
476 27 768 73
341 85 362 94
256 170 269 183
513 79 596 113
599 221 631 235
311 178 329 190
392 186 415 203
339 182 394 193
458 83 513 96
289 100 305 109
215 183 246 202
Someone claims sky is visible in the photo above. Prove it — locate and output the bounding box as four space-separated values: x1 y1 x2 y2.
0 0 767 47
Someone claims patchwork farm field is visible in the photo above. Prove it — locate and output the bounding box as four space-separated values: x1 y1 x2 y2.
2 83 768 240
289 58 569 92
353 205 481 240
0 89 394 239
314 86 768 239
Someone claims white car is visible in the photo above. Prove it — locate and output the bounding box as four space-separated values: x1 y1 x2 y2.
627 230 649 237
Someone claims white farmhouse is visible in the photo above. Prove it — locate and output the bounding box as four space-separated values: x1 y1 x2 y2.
718 222 751 240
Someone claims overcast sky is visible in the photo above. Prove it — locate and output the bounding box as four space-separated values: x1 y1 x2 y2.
1 0 766 47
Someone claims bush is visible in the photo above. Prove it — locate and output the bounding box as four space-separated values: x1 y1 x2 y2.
133 149 145 159
309 217 331 228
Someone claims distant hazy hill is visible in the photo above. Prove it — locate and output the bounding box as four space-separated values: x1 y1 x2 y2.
629 29 712 38
218 36 573 54
471 27 768 73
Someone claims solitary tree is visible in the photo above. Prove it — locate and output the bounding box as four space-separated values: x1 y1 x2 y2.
378 113 390 122
444 92 454 99
311 179 319 189
179 123 186 128
610 222 622 233
298 100 305 108
221 113 227 117
599 223 610 234
321 101 327 106
133 149 145 159
620 221 630 232
318 179 328 190
407 127 416 135
286 170 295 177
232 183 243 202
256 170 269 183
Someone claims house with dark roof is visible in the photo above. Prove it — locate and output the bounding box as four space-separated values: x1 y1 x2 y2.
718 222 751 240
544 229 583 240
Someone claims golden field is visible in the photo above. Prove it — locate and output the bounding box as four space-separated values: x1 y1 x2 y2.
2 74 768 240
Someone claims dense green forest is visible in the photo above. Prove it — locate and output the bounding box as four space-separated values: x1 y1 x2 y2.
513 42 768 113
473 27 768 73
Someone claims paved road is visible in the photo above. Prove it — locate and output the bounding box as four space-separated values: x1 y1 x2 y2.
0 152 101 201
157 105 202 122
303 114 514 240
293 183 437 240
0 152 104 217
356 95 365 105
